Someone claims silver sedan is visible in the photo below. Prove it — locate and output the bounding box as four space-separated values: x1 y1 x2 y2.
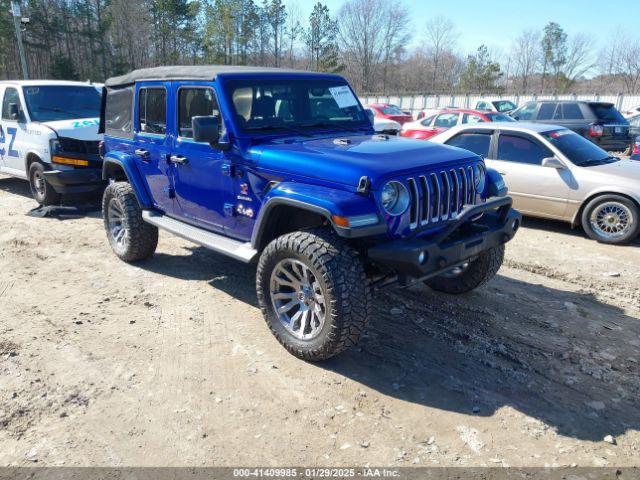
430 122 640 244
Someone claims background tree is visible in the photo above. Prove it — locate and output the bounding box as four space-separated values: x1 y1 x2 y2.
541 22 567 92
511 29 540 92
423 16 458 92
459 45 502 93
305 2 340 72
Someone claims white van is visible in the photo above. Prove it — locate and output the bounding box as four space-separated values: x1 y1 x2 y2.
0 80 104 205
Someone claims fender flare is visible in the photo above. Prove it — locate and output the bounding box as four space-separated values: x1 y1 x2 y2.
250 181 384 249
102 153 153 208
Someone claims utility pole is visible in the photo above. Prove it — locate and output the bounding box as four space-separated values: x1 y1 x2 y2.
10 1 29 80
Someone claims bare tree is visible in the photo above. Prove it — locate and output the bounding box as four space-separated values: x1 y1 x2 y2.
423 16 457 92
511 29 540 92
379 3 410 93
559 33 595 91
338 0 408 93
616 35 640 94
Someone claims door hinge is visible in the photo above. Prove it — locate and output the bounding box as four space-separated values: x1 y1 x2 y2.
222 163 234 176
224 203 235 217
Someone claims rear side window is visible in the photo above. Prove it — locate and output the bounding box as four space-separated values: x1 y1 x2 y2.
2 87 23 120
420 115 435 126
589 103 626 123
538 103 558 120
178 88 220 138
138 87 167 135
561 103 584 120
446 132 492 157
497 134 552 165
462 113 485 124
434 113 459 128
104 86 133 137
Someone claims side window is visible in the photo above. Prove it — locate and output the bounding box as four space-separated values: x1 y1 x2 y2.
462 113 485 124
2 87 24 121
434 113 459 128
446 132 492 157
513 103 536 121
105 86 134 137
538 103 558 120
420 115 435 126
562 103 584 120
138 87 167 135
497 134 552 165
178 88 219 138
630 117 640 127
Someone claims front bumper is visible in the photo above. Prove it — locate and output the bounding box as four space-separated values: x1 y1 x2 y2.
368 197 521 279
42 168 106 194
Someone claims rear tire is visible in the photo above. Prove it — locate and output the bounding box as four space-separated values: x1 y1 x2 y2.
102 182 158 262
581 194 640 245
256 228 371 361
425 245 504 294
29 161 61 206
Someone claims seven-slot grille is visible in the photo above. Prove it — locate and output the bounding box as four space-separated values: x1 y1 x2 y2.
406 165 479 229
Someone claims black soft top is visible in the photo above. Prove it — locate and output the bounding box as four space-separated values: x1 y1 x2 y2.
104 65 330 87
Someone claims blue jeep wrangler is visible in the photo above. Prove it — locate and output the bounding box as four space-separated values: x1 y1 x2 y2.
99 66 520 361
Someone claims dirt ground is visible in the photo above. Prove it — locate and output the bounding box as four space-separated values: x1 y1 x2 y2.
0 174 639 468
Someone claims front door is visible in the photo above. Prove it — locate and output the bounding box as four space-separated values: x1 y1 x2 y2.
487 132 573 219
133 83 174 213
170 84 232 233
0 86 27 174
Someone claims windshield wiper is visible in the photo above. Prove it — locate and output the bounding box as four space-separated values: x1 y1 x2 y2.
244 124 312 137
299 121 368 133
577 156 619 166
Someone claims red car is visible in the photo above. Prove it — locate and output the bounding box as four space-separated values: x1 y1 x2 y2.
400 109 515 140
368 103 413 125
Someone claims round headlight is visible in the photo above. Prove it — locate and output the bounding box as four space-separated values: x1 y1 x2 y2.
381 181 410 216
474 163 486 193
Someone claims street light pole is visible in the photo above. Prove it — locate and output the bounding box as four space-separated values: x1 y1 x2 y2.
10 1 29 80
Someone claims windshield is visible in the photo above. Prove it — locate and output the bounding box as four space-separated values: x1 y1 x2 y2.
486 113 515 122
23 85 101 122
493 100 517 112
589 103 626 123
379 105 405 115
227 78 370 135
542 129 619 166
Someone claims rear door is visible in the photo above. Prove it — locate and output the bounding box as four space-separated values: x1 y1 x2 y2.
444 129 493 158
488 131 572 218
534 102 559 126
133 82 175 213
557 102 588 136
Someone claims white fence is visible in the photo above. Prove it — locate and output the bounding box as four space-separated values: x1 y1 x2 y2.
359 93 640 117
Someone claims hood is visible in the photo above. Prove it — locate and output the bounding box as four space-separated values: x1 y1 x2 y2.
587 159 640 185
40 118 101 141
249 135 479 189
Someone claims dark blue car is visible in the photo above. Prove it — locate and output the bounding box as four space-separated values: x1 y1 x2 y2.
98 66 520 360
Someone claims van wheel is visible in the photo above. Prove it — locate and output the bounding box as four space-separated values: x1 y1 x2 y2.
256 229 371 361
582 194 640 245
29 162 61 206
102 182 158 262
425 246 504 294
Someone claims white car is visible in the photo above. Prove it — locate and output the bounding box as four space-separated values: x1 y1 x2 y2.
364 108 401 135
0 80 104 205
475 99 518 114
430 122 640 244
622 105 640 118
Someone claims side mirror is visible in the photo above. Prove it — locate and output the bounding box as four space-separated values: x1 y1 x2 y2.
9 103 23 122
542 157 565 169
365 109 375 125
192 115 221 146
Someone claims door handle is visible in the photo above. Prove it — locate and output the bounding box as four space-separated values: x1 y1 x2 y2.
170 155 189 165
134 148 149 159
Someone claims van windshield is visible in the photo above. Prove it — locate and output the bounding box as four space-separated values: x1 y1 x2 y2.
225 78 370 135
23 85 102 122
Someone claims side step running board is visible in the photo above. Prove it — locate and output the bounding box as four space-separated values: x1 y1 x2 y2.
142 210 257 263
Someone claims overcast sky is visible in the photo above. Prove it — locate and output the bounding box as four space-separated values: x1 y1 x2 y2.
289 0 635 58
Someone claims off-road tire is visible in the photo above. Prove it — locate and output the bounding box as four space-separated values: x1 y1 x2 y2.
29 161 61 206
425 245 504 294
581 194 640 245
102 182 158 262
256 228 371 361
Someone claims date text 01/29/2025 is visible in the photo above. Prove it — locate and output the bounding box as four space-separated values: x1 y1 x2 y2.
232 467 401 478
